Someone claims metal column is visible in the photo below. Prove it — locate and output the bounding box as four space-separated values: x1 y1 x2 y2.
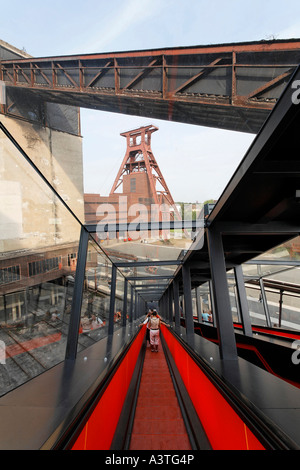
182 264 195 344
209 280 216 326
234 265 252 337
207 228 238 360
129 285 134 323
122 278 128 327
195 287 202 322
134 291 138 320
259 278 272 328
173 279 181 333
108 264 117 336
168 285 173 324
65 226 89 360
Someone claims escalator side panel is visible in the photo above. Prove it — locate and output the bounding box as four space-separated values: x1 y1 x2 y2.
161 325 265 450
71 326 146 450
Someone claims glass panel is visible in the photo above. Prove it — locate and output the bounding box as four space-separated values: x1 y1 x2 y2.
230 289 239 324
242 263 300 330
264 288 300 331
0 123 81 397
197 282 213 324
115 272 124 327
258 235 300 262
244 285 267 327
264 289 282 328
242 262 295 280
78 238 111 350
77 235 142 354
191 289 198 319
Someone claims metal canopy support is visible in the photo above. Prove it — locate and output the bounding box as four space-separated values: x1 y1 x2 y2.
164 294 167 318
115 260 182 268
168 285 174 324
173 279 181 333
122 279 128 327
209 280 216 327
182 264 195 344
134 292 138 320
207 228 238 361
195 287 202 322
126 275 173 281
85 220 204 234
129 285 134 323
234 265 252 337
259 278 272 328
65 226 89 360
108 264 117 336
134 284 166 289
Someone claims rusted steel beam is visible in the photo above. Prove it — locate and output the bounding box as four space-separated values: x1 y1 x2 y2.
246 69 294 99
56 63 78 88
3 39 300 63
123 58 161 90
1 39 300 133
1 59 282 108
32 63 52 87
172 57 224 94
86 59 113 88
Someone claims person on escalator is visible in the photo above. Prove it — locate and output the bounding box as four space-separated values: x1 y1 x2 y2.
149 310 161 352
141 309 153 347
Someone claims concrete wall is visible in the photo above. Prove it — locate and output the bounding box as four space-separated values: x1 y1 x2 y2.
0 114 83 253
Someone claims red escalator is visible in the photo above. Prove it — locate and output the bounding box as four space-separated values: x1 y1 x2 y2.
66 324 297 450
129 341 192 450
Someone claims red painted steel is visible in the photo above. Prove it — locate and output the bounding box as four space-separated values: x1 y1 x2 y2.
110 124 181 219
161 324 265 450
71 325 145 450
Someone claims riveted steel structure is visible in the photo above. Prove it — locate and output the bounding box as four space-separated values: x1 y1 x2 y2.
110 124 179 212
2 39 300 133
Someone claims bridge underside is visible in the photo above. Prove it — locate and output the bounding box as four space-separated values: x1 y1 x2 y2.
2 39 300 133
6 86 270 134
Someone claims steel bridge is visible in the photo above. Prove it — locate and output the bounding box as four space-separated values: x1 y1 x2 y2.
2 38 300 133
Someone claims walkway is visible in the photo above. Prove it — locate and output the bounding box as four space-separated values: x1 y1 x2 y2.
129 338 192 450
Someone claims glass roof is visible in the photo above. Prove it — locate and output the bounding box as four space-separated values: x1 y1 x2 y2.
96 224 195 300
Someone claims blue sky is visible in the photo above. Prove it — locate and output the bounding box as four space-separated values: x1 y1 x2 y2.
2 0 300 201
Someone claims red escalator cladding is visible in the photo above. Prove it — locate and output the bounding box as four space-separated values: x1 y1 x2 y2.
72 324 265 450
71 326 145 450
161 325 265 450
129 342 192 450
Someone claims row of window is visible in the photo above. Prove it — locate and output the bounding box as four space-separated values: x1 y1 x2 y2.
0 255 64 286
28 257 62 277
0 265 20 285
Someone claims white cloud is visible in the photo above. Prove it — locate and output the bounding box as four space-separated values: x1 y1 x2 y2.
70 0 164 54
277 20 300 39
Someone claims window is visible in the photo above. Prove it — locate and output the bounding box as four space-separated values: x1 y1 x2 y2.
0 265 20 285
130 177 136 192
28 257 61 277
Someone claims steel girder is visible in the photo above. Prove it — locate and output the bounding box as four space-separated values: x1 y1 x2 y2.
2 39 300 133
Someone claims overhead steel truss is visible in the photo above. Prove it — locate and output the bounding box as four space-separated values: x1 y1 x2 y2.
2 39 300 132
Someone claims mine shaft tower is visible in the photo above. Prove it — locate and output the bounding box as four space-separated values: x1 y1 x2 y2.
110 124 182 221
